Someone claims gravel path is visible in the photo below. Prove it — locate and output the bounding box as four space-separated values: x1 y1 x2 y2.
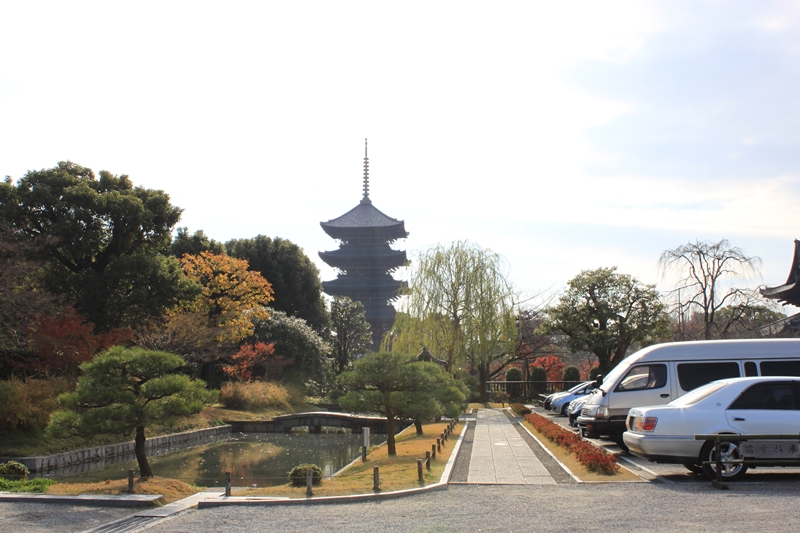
140 482 800 533
0 501 137 533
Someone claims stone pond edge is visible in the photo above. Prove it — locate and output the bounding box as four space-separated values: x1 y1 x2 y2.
1 425 234 473
196 419 470 507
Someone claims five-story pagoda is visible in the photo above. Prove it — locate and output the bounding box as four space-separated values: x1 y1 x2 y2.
319 140 408 345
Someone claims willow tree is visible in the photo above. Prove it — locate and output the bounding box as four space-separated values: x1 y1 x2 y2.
387 241 516 401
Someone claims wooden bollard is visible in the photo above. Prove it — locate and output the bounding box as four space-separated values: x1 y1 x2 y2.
373 466 380 491
432 443 437 459
437 438 441 453
425 451 432 470
127 469 134 494
225 471 231 497
441 431 446 444
306 467 313 497
417 459 424 483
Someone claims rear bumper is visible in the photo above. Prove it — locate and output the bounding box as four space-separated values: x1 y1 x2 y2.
623 432 702 464
577 416 627 440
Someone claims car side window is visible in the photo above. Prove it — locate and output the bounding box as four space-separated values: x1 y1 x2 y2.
760 360 800 377
676 362 740 392
729 382 797 410
615 364 667 392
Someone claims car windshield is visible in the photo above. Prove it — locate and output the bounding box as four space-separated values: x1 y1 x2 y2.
597 362 630 393
568 381 588 393
670 381 728 406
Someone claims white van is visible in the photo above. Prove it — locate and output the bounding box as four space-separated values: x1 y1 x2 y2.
576 339 800 447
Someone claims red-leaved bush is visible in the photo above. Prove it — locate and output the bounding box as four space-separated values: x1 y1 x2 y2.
223 342 292 381
524 412 619 475
22 307 132 375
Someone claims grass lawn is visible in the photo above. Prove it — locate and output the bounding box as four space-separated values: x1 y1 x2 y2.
235 421 463 498
29 421 460 504
519 418 641 482
46 477 200 504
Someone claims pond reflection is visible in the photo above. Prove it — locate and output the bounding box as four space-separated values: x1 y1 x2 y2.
41 431 385 487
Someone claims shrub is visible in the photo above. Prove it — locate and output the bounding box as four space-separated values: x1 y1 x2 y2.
562 366 580 383
0 477 56 492
524 412 619 475
219 381 290 411
0 461 30 480
288 463 323 486
589 366 602 381
505 367 523 400
492 390 510 406
528 366 547 398
511 403 531 416
454 371 480 402
0 376 74 431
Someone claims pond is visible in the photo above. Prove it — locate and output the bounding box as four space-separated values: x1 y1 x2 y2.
37 431 386 487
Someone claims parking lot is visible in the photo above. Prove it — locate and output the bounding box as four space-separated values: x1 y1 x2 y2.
531 405 800 485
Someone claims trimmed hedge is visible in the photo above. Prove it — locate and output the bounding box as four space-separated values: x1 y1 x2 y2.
288 463 323 486
524 412 619 475
0 461 29 480
511 403 531 416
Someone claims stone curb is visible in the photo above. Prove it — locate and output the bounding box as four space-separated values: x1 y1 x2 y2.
197 420 469 507
0 492 162 507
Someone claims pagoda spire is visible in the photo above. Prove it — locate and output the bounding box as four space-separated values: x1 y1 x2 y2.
361 138 371 205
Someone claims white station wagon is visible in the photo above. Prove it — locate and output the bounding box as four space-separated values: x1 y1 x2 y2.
623 376 800 481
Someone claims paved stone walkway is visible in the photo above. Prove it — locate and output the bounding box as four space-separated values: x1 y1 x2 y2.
467 409 555 484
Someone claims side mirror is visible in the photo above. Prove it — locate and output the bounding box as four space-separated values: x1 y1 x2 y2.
593 375 603 388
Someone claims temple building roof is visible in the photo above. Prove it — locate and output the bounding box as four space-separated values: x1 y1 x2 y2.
320 202 407 234
319 246 407 270
760 239 800 306
320 138 408 241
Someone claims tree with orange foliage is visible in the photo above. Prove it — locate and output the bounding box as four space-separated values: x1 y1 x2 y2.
530 354 566 381
178 252 274 343
141 252 274 385
20 307 132 375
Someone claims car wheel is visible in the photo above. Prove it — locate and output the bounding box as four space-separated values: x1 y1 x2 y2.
561 403 570 416
613 439 629 453
700 439 748 481
682 463 703 475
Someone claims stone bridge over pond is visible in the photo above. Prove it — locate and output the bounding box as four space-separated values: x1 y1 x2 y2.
227 412 409 434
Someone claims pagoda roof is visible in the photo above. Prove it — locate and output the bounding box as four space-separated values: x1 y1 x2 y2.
322 276 405 296
760 239 800 306
319 247 407 269
320 200 408 240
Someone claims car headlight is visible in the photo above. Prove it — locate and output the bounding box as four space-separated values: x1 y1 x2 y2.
595 406 609 419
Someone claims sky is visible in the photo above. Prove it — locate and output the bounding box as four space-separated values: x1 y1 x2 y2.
1 1 799 313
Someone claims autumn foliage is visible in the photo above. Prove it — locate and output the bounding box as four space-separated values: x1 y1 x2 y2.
20 307 132 375
222 342 292 381
524 412 619 475
530 355 565 381
178 252 274 343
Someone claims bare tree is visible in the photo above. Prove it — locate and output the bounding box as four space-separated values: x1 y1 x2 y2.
658 239 762 340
